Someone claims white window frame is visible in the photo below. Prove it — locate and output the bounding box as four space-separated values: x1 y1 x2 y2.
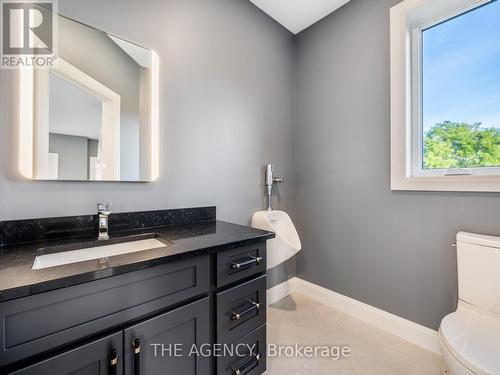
390 0 500 191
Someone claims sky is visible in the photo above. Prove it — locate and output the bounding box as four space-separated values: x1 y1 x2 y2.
422 0 500 132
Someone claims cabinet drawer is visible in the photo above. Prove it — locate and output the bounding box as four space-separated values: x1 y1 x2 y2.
216 243 266 288
217 325 266 375
9 332 123 375
216 275 266 344
0 255 210 368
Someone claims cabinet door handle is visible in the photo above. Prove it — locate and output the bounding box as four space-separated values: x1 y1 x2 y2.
231 300 261 321
133 339 141 375
230 256 262 270
109 349 118 375
231 353 261 375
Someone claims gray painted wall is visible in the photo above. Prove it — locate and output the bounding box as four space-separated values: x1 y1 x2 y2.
0 0 295 287
294 0 500 329
49 134 90 180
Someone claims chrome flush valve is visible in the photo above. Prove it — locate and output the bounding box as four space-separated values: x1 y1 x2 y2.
265 164 283 211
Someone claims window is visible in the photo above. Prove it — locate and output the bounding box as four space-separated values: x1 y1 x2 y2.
390 0 500 191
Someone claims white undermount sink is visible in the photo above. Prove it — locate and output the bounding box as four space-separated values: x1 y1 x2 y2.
32 238 168 270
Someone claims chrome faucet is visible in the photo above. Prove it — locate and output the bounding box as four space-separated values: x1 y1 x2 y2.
97 203 112 240
265 164 283 211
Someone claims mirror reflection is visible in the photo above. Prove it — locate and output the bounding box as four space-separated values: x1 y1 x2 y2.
20 12 159 182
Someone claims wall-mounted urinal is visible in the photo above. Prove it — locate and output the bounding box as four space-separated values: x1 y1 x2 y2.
252 210 301 270
253 164 301 269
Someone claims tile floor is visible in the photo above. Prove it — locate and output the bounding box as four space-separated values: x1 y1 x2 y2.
266 292 443 375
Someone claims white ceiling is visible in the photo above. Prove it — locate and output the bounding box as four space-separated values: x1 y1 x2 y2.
250 0 351 34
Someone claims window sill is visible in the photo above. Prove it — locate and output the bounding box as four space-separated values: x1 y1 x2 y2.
391 175 500 192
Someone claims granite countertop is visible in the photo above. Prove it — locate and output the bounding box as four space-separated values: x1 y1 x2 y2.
0 220 274 302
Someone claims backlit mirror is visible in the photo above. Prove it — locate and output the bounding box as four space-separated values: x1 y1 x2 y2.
18 11 159 181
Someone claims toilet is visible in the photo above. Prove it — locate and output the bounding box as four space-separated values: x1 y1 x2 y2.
439 232 500 375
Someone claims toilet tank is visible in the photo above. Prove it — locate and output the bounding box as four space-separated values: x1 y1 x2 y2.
457 232 500 314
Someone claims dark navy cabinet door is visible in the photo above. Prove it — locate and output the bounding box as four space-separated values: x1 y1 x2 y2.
124 297 210 375
9 332 123 375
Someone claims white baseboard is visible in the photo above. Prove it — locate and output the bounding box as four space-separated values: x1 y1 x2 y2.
267 277 441 355
267 278 295 306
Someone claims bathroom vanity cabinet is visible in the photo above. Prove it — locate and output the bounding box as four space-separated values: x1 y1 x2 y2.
0 242 268 375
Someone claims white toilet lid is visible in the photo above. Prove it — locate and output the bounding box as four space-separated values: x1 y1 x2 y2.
440 302 500 375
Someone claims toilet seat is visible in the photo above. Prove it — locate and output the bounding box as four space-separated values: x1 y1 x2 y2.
439 302 500 375
439 337 476 375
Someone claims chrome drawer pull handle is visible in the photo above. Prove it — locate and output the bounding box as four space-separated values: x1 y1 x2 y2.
133 339 141 375
110 349 118 375
231 256 263 270
232 353 261 375
231 300 261 321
